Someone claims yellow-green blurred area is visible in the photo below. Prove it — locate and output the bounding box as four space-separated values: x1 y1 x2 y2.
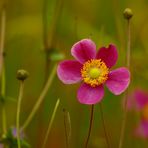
0 0 148 147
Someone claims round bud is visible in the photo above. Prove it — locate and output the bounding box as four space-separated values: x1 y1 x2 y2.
17 69 29 81
123 8 133 20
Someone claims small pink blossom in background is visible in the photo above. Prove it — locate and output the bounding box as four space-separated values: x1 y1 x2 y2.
0 144 3 148
57 39 130 105
127 89 148 138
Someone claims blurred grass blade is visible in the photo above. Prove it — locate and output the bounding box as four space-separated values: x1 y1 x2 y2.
22 64 57 130
63 108 71 148
41 99 60 148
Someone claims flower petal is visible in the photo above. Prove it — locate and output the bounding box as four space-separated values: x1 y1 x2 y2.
134 89 148 109
77 83 104 105
57 60 82 84
96 44 118 68
106 67 130 95
135 120 148 138
71 39 96 63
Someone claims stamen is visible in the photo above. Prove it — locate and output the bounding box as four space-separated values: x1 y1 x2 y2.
81 59 109 87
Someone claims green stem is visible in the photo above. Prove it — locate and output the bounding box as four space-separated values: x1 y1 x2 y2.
2 104 6 134
85 105 94 148
0 7 7 135
22 64 57 130
42 0 50 83
41 99 60 148
1 68 6 134
118 19 131 148
16 81 24 148
99 103 110 148
0 7 5 59
42 0 48 49
126 20 131 68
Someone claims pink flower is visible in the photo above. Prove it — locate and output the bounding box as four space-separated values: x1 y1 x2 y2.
128 89 148 138
57 39 130 104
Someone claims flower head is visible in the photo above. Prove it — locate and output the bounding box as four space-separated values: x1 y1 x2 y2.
57 39 130 104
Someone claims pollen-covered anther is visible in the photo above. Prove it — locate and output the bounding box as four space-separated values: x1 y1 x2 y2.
81 59 109 87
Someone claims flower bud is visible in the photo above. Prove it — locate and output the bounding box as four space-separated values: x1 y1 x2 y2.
17 69 29 81
123 8 133 20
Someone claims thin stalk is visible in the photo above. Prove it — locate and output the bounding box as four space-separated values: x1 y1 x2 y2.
0 7 7 134
126 20 131 68
63 108 71 148
2 104 6 134
118 19 131 148
22 64 57 130
41 99 60 148
16 81 25 148
1 68 6 134
42 0 50 83
42 0 64 82
42 0 48 49
99 103 110 148
85 105 94 148
0 7 5 64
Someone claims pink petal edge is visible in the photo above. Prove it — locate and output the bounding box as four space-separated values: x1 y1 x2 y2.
77 83 104 105
96 44 118 68
57 60 82 84
106 67 130 95
71 39 96 64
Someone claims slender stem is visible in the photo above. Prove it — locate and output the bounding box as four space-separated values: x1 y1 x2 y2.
42 0 64 82
1 68 6 134
126 20 131 68
41 99 60 148
2 104 6 134
63 109 71 148
44 52 50 83
42 0 50 83
118 19 131 148
85 105 94 148
0 7 5 62
0 7 7 135
42 0 48 49
22 64 57 130
118 91 129 148
99 103 110 148
16 81 24 148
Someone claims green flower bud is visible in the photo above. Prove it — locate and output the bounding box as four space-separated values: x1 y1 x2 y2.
17 69 29 81
123 8 133 20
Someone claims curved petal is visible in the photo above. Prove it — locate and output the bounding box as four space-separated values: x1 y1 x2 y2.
57 60 82 84
71 39 96 64
106 67 130 95
77 83 104 105
134 89 148 109
96 44 118 68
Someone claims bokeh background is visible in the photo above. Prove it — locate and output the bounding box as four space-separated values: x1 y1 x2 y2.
0 0 148 147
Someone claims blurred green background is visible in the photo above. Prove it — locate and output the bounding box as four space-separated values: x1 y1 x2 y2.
0 0 148 147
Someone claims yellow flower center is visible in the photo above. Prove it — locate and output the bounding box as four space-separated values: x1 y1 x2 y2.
81 59 109 87
142 104 148 120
